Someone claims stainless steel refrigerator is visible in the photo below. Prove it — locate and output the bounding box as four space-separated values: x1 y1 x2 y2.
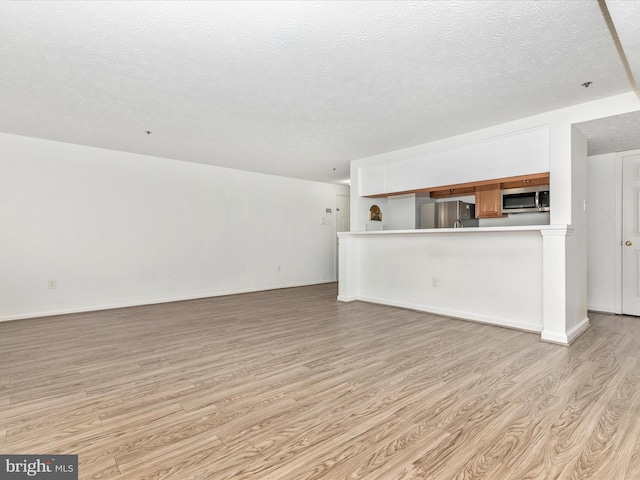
419 201 479 229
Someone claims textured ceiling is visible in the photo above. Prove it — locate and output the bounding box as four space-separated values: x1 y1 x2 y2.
0 1 636 184
606 0 640 94
575 111 640 156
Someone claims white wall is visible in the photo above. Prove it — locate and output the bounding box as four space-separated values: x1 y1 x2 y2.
479 212 550 227
0 132 349 321
586 153 619 312
386 194 416 230
339 229 544 332
565 126 589 331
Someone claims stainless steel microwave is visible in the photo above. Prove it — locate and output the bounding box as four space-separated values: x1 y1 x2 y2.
501 185 550 213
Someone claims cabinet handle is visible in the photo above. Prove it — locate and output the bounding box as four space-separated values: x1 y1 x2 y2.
626 241 633 246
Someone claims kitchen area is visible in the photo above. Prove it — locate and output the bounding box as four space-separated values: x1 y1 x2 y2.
378 174 551 231
340 171 557 336
338 120 590 346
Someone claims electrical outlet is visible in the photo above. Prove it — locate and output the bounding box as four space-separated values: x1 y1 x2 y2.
48 280 57 289
432 277 439 287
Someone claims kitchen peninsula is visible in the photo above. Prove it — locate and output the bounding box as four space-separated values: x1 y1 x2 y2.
337 111 604 346
338 224 569 335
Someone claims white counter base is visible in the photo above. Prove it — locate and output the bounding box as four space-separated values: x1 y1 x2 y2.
338 225 588 345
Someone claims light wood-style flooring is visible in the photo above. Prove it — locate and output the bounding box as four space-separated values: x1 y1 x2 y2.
1 283 640 479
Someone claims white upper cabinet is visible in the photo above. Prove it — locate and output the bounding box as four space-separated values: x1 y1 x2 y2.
385 138 501 193
357 126 550 197
358 163 385 197
384 157 423 192
500 127 550 178
428 139 502 186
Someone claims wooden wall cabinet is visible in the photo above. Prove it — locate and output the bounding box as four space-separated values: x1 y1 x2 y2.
501 175 549 190
475 184 502 218
429 186 476 199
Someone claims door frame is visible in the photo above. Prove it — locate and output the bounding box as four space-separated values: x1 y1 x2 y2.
614 151 623 314
616 149 640 314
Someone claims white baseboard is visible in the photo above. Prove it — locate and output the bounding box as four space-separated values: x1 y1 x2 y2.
541 317 590 346
567 317 590 344
356 295 543 334
337 295 358 302
0 281 336 323
540 330 569 345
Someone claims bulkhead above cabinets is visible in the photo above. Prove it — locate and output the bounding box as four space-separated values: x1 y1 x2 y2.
358 126 549 198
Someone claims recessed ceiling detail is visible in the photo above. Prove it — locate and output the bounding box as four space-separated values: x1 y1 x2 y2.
0 1 635 184
575 110 640 156
605 0 640 93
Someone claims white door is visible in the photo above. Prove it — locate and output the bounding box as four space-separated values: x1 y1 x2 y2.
623 154 640 316
336 195 350 279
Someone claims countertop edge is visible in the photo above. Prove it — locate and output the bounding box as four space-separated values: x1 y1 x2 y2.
338 224 572 236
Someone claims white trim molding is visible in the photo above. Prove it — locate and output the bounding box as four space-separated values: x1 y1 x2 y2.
541 316 590 345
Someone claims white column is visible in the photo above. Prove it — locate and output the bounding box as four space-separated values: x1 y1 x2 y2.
540 226 571 344
337 233 359 301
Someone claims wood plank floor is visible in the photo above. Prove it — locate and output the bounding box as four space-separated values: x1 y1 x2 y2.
1 283 640 479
